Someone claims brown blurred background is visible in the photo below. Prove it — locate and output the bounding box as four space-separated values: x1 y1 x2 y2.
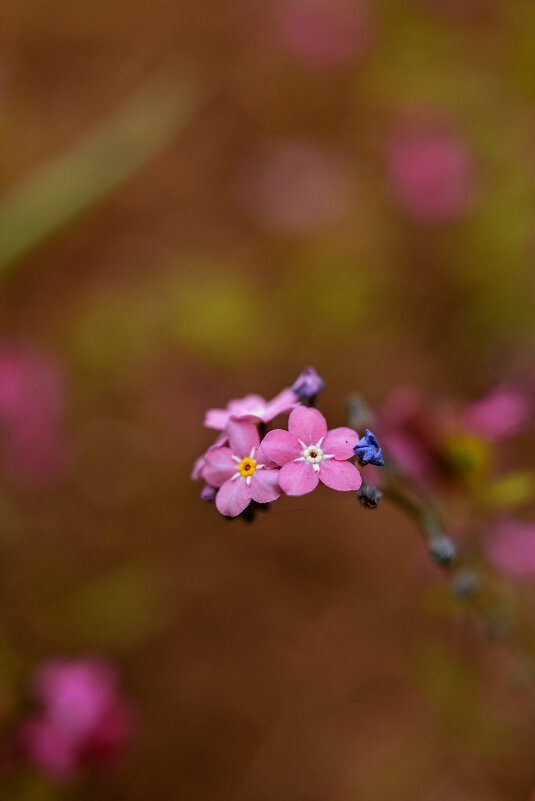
2 0 535 798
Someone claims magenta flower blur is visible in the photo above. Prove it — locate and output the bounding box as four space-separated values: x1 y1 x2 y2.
0 345 67 486
261 407 362 496
278 0 372 71
233 140 353 233
203 418 281 516
461 385 531 441
205 388 298 430
18 658 132 780
388 127 475 223
487 519 535 579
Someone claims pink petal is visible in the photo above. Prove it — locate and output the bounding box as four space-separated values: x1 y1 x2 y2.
288 406 327 445
263 388 299 420
249 468 281 503
216 478 251 517
203 447 238 487
319 459 362 491
260 429 301 465
323 426 360 459
191 433 228 479
204 408 230 430
279 460 319 495
228 394 265 413
191 455 206 481
226 419 260 458
487 520 535 578
462 386 531 441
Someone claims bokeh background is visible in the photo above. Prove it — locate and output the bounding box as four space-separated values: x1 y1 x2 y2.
2 0 535 799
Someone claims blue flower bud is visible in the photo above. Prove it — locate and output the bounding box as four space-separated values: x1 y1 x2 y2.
357 484 382 509
291 366 326 404
429 535 457 567
353 429 385 467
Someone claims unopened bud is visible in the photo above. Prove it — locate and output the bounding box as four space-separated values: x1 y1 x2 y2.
429 535 457 567
357 485 382 509
291 366 326 405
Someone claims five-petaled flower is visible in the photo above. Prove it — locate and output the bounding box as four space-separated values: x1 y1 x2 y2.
261 407 362 495
204 388 298 430
203 419 281 516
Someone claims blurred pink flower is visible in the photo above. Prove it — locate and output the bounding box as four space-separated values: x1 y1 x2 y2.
0 345 67 486
388 126 475 222
487 519 535 578
278 0 372 70
19 658 132 780
234 140 353 233
261 406 362 495
203 419 281 517
204 388 298 430
461 386 531 441
375 387 440 481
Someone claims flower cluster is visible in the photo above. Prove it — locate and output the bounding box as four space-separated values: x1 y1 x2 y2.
192 368 383 518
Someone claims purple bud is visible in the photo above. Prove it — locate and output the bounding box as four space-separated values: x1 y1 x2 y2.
291 366 326 404
200 484 217 503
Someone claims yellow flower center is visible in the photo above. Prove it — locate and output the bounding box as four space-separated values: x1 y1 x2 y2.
238 457 257 477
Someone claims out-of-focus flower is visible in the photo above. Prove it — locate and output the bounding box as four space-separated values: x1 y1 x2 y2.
354 429 384 467
234 140 353 233
261 406 361 495
461 385 531 441
374 385 531 489
204 388 298 430
388 126 475 223
487 519 535 578
374 387 437 481
202 419 281 517
277 0 372 70
0 345 67 486
18 658 132 780
291 366 326 404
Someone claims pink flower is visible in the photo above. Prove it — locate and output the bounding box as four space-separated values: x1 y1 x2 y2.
203 419 281 517
19 658 132 780
388 126 475 223
278 0 372 71
487 519 535 579
261 407 362 495
233 140 353 233
204 388 298 430
461 386 531 441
